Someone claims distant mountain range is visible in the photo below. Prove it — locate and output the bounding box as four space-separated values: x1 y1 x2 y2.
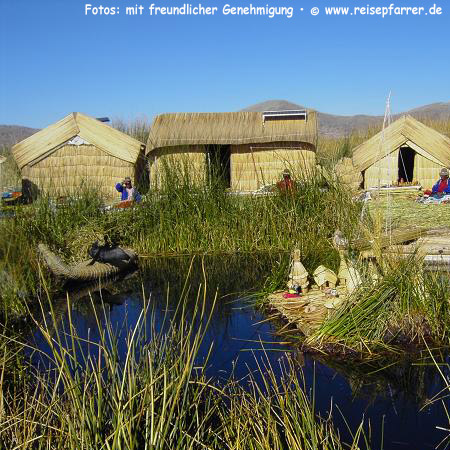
0 125 39 149
1 101 449 148
243 100 450 137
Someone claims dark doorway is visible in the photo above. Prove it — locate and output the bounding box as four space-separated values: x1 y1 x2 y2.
398 147 415 182
206 145 231 188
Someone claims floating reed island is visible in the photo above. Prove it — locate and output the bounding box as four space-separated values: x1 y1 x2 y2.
267 227 450 357
268 242 363 337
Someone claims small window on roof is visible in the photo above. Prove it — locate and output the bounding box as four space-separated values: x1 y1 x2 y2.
263 110 307 122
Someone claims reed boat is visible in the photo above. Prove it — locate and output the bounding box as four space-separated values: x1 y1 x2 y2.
38 243 138 282
268 286 348 336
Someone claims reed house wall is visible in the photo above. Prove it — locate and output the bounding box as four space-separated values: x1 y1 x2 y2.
21 144 134 199
230 143 316 191
364 149 444 190
148 145 207 188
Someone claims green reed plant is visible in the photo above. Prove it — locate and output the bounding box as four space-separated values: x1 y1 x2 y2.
308 256 450 354
1 271 222 449
0 161 363 317
0 273 372 449
219 353 370 450
112 117 151 145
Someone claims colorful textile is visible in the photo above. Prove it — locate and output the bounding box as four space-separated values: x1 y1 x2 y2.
283 292 302 298
432 179 450 194
418 194 450 204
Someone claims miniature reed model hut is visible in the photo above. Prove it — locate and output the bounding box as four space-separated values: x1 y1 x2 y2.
287 249 309 293
337 250 362 294
313 265 338 290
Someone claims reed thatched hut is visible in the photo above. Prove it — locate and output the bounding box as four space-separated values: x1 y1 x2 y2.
11 113 146 199
352 116 450 189
147 110 317 191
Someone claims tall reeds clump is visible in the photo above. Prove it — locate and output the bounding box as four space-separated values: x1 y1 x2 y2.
0 159 362 317
316 125 380 167
0 282 371 449
308 256 450 354
220 355 369 449
1 283 221 449
112 116 152 144
0 185 106 317
131 161 363 265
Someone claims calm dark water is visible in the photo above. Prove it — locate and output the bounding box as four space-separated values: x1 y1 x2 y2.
29 255 450 450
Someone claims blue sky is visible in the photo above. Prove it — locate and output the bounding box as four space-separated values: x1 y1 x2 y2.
1 0 449 127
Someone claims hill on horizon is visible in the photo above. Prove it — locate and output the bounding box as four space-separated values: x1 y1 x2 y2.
1 100 449 149
0 125 39 150
242 100 450 137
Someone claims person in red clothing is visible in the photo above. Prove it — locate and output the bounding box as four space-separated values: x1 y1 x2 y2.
277 169 295 193
431 168 450 197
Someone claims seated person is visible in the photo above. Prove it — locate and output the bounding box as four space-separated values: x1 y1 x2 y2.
431 168 450 197
115 177 142 202
277 169 295 192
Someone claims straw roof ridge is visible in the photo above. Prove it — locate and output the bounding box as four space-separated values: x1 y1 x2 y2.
352 115 450 171
12 112 146 168
147 111 317 152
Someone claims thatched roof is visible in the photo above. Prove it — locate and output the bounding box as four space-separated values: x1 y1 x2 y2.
147 111 317 152
12 113 145 169
352 115 450 171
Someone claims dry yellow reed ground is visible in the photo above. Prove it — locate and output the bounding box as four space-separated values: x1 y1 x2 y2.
368 195 450 229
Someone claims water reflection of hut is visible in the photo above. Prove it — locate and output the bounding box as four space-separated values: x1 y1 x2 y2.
147 110 317 191
11 113 146 199
352 116 450 190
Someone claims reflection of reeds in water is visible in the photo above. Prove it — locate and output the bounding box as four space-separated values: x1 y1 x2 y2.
134 254 286 338
312 350 445 407
25 253 281 355
423 346 450 448
139 252 282 297
0 280 371 449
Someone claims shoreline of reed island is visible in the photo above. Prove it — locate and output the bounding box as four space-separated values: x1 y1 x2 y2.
1 161 450 356
1 165 363 316
1 158 450 447
262 252 450 360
